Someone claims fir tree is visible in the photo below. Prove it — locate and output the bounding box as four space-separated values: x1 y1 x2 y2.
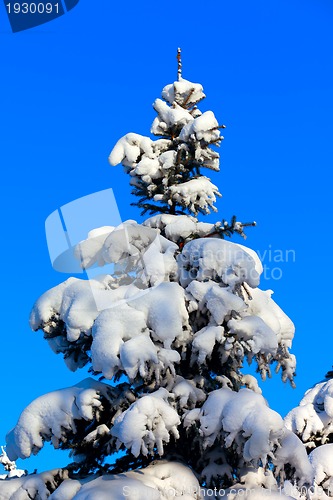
285 369 333 497
1 51 327 499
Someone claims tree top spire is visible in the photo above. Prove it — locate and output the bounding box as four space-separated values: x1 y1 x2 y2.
177 47 182 81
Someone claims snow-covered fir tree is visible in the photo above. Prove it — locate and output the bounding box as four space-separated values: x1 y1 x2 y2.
1 50 331 499
284 369 333 499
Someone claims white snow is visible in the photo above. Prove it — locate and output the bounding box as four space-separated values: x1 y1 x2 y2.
75 221 179 286
30 277 78 332
227 316 278 355
236 244 263 276
187 279 246 324
91 301 148 379
73 461 201 499
111 390 180 457
179 111 220 143
309 444 333 494
197 387 236 448
169 177 220 215
191 325 225 364
0 473 50 499
222 389 282 464
108 133 155 167
121 335 160 379
0 447 22 475
178 238 260 289
49 480 82 499
74 226 115 269
185 387 312 485
162 77 206 107
274 430 314 485
171 376 206 409
128 282 189 347
285 379 333 447
151 99 193 135
91 282 188 379
30 277 102 341
246 287 295 345
143 214 215 243
6 379 110 461
134 156 162 182
0 462 202 499
58 280 104 341
285 404 324 444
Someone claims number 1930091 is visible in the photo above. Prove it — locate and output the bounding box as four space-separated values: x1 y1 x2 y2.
6 2 60 14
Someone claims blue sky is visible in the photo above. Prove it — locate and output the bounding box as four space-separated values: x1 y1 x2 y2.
1 0 332 473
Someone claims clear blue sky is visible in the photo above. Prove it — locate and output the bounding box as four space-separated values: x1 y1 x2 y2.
1 0 332 473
